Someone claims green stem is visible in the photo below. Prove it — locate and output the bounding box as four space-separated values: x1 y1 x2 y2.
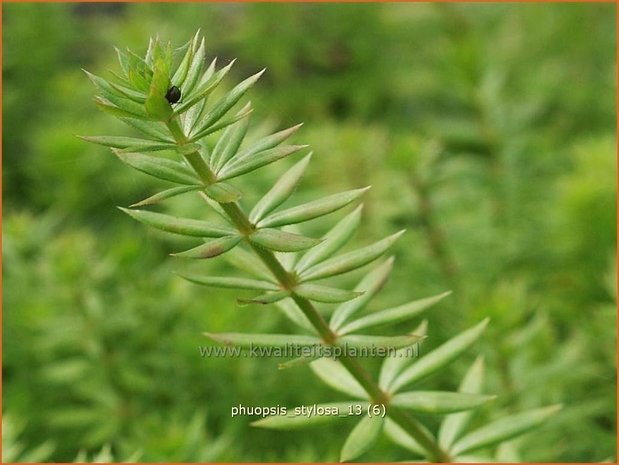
166 115 450 462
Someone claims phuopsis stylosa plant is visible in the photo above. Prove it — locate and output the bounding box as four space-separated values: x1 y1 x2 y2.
82 32 560 462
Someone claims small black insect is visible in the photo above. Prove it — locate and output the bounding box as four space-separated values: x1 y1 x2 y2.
165 85 182 104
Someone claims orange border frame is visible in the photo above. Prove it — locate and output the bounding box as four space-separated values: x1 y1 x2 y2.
0 1 616 464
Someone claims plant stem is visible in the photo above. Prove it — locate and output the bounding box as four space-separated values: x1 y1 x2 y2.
166 116 450 462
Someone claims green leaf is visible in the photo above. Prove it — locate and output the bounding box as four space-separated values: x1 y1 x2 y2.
145 58 173 120
119 208 235 237
94 97 146 120
115 47 130 77
182 98 207 135
451 405 562 456
339 291 451 335
226 123 303 171
114 151 200 185
389 319 490 393
130 185 201 207
219 145 308 181
79 135 174 152
338 334 424 351
252 402 368 430
257 187 369 229
121 117 173 142
225 247 273 280
179 274 278 291
250 229 321 253
204 182 243 203
108 80 147 103
438 356 485 449
275 298 315 333
180 37 206 97
391 391 495 414
204 332 321 348
86 70 148 116
249 154 312 223
199 192 234 224
384 418 425 456
330 258 394 331
237 290 290 305
175 59 235 115
172 235 241 259
197 68 265 131
171 33 196 88
295 205 362 274
191 101 253 141
300 230 405 282
340 415 384 462
294 284 363 304
278 354 321 370
379 320 428 390
310 358 366 399
210 114 251 172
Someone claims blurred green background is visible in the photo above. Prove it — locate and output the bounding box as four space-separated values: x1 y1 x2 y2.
2 2 616 462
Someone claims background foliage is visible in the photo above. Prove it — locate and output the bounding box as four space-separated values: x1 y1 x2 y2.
3 3 616 462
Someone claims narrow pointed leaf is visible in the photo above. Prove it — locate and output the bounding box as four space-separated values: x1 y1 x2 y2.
340 415 384 462
257 187 369 229
211 113 251 172
250 229 321 253
439 356 485 449
237 290 290 305
300 230 405 282
339 291 451 335
80 136 174 152
88 75 147 116
310 359 366 399
199 192 233 224
339 334 424 351
121 118 173 142
181 37 205 97
390 318 490 393
171 35 195 88
115 151 200 185
172 235 241 259
219 145 308 181
250 154 312 223
225 247 273 280
330 258 394 331
108 80 147 103
252 402 368 430
294 283 363 304
115 47 130 76
183 98 207 135
379 320 428 390
119 208 235 237
204 182 243 203
229 123 303 170
197 69 264 131
175 59 235 114
130 185 201 207
278 354 321 370
94 97 145 120
295 205 362 274
204 332 320 348
384 419 425 456
179 275 278 291
275 298 315 333
191 101 253 141
145 58 173 120
391 391 495 414
452 405 562 456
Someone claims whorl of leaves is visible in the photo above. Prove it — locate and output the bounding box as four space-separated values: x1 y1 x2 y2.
84 32 560 462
